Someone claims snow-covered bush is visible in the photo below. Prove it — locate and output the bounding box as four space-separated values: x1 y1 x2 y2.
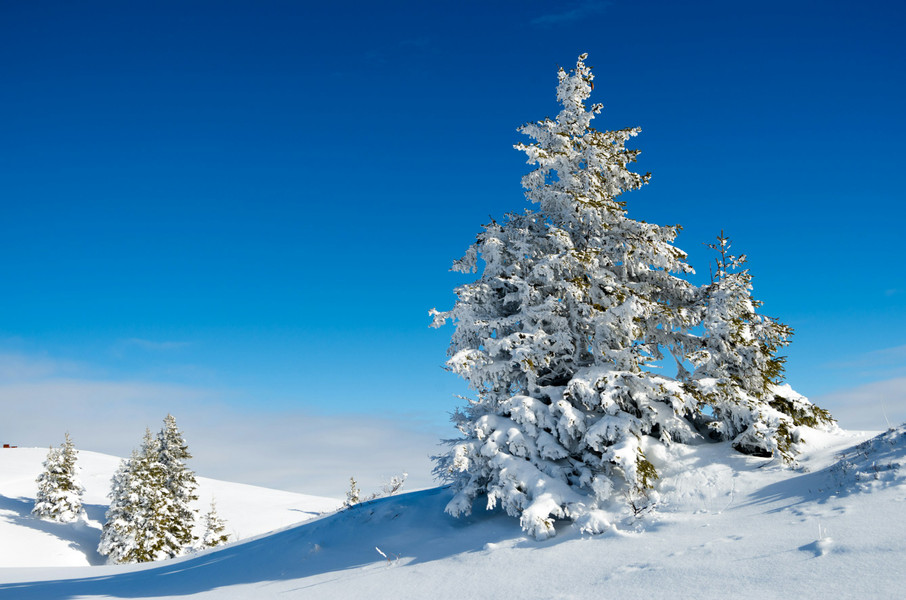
32 433 85 523
380 473 407 497
431 55 834 539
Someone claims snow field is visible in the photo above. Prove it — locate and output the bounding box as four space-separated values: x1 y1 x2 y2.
0 448 340 568
0 426 904 598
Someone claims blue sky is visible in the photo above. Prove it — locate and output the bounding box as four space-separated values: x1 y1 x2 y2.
2 1 904 493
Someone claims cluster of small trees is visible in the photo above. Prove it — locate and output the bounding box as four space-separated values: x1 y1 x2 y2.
98 415 229 563
32 416 229 564
431 54 835 539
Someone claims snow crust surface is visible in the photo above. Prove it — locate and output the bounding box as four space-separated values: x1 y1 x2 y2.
2 428 905 599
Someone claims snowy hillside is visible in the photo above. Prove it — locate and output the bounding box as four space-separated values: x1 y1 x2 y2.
2 427 905 599
0 448 340 568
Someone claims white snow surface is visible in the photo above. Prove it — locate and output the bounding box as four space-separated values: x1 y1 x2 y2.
0 448 340 569
2 427 905 599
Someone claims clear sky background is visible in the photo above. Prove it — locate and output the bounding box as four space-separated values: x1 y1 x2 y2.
2 0 904 496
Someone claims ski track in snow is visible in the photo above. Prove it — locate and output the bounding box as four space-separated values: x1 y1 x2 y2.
1 427 905 599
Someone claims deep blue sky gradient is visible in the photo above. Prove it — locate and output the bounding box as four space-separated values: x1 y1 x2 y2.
2 0 904 424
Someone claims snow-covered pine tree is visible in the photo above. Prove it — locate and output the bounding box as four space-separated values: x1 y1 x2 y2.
98 450 142 563
132 428 175 561
98 429 171 564
690 232 834 461
32 433 85 523
156 414 198 555
431 54 702 539
344 476 361 507
99 417 200 563
198 499 230 549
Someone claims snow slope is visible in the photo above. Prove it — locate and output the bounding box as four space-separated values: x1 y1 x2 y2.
1 427 905 599
0 448 340 568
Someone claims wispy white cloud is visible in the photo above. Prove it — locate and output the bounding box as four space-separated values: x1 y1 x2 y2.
821 344 906 383
118 338 192 352
0 352 86 381
829 344 906 366
185 408 445 497
0 378 215 451
0 352 446 497
813 376 906 431
531 0 611 26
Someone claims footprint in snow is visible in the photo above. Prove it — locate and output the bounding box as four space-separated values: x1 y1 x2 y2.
604 562 657 579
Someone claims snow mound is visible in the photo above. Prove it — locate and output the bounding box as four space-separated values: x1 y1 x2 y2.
827 425 906 492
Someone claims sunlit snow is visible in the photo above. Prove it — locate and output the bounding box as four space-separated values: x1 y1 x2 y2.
2 426 904 599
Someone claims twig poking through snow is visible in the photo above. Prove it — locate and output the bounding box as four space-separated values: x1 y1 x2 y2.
374 546 399 564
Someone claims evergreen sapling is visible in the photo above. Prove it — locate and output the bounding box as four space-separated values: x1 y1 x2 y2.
198 499 230 549
32 433 85 523
344 477 361 507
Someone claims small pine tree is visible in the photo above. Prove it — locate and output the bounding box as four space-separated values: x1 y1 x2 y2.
98 449 142 564
690 232 834 460
33 433 85 523
198 499 230 549
156 414 198 555
344 476 361 507
99 432 167 565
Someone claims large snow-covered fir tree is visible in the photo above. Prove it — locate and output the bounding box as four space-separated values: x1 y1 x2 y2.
99 416 199 564
157 414 198 553
431 55 833 539
32 433 85 523
689 232 834 461
431 54 703 539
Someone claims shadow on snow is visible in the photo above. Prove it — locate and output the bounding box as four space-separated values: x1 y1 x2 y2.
0 494 107 566
743 426 906 512
0 487 533 599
